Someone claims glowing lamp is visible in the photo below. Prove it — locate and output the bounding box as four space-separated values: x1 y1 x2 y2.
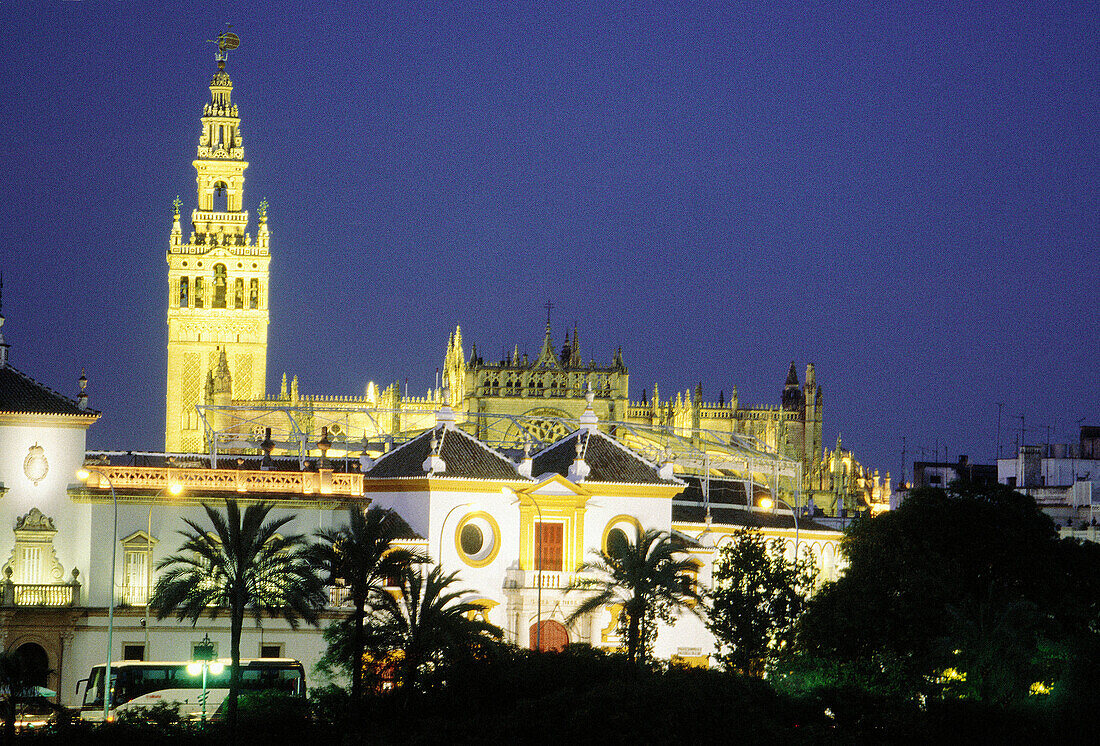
186 662 202 676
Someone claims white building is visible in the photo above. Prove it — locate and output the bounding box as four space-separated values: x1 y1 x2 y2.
997 436 1100 532
1 297 842 707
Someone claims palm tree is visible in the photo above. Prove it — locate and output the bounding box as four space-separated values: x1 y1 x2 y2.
566 528 700 666
312 506 423 701
150 499 325 734
367 564 500 694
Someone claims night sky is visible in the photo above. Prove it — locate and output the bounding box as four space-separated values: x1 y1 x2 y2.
1 2 1097 479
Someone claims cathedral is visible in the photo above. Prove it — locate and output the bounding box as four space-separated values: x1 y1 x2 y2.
0 42 886 707
163 50 888 517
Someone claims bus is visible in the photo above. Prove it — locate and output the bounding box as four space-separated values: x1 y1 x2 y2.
77 658 306 722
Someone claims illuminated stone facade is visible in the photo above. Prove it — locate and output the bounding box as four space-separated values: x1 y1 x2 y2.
164 59 270 453
161 55 886 515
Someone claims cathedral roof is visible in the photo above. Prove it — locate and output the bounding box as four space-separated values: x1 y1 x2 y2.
0 364 99 418
673 476 838 532
366 424 522 481
530 429 679 486
785 360 799 387
672 502 837 533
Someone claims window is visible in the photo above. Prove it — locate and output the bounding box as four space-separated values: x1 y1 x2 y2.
606 528 629 559
179 277 189 307
535 522 564 572
121 531 157 606
194 276 204 307
234 278 244 309
460 524 484 555
259 644 283 659
454 512 501 567
123 644 146 661
213 264 227 308
249 279 259 309
123 550 148 604
20 547 42 584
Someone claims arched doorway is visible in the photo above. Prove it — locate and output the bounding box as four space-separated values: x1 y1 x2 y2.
530 620 569 652
13 642 50 688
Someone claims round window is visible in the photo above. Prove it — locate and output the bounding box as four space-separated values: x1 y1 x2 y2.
455 512 501 567
460 524 484 555
606 527 629 559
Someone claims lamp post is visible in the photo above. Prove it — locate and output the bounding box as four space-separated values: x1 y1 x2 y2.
145 482 183 656
77 467 117 722
758 495 799 564
437 502 473 566
187 633 224 724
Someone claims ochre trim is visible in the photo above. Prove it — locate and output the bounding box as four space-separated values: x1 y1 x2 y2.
454 511 501 568
600 515 642 555
363 478 531 493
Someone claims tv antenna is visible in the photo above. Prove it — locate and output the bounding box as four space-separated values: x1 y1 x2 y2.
208 25 240 69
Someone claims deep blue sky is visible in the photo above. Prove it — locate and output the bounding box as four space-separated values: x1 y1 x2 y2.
1 2 1097 478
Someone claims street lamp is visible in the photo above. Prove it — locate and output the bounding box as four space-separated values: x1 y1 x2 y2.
758 496 799 564
76 466 117 722
145 482 183 655
503 487 543 651
187 633 224 724
437 502 473 566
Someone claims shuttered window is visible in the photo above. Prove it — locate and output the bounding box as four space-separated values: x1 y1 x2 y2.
535 522 564 572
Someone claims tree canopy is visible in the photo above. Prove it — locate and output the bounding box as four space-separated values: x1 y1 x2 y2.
567 528 701 666
312 507 423 702
708 529 817 676
789 482 1100 702
151 500 325 732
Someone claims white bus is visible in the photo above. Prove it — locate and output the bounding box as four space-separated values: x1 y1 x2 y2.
77 658 306 722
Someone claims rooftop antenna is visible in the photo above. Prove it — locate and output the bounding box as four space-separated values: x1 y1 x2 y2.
208 25 240 69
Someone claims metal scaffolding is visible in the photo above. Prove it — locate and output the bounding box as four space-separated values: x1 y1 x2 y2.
196 402 803 509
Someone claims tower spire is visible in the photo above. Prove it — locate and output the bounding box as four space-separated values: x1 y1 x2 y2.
164 39 269 453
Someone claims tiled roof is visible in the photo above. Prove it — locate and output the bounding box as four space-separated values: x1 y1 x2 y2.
366 425 521 481
530 430 677 485
0 365 98 417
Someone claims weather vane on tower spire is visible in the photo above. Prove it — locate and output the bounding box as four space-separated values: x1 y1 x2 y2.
208 25 240 70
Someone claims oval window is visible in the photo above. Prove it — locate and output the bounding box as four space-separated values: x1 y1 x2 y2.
455 512 500 567
461 524 484 556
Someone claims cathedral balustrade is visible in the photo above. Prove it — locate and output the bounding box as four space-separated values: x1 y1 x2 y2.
79 465 362 497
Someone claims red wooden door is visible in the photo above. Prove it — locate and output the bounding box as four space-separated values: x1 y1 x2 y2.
531 620 569 652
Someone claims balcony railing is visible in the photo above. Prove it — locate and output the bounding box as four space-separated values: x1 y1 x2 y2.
3 583 79 607
328 583 351 608
79 465 363 498
505 569 591 591
117 585 149 607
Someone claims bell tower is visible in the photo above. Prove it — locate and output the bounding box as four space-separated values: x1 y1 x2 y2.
165 35 269 453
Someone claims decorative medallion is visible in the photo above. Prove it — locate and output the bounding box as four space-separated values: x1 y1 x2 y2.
23 443 48 486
